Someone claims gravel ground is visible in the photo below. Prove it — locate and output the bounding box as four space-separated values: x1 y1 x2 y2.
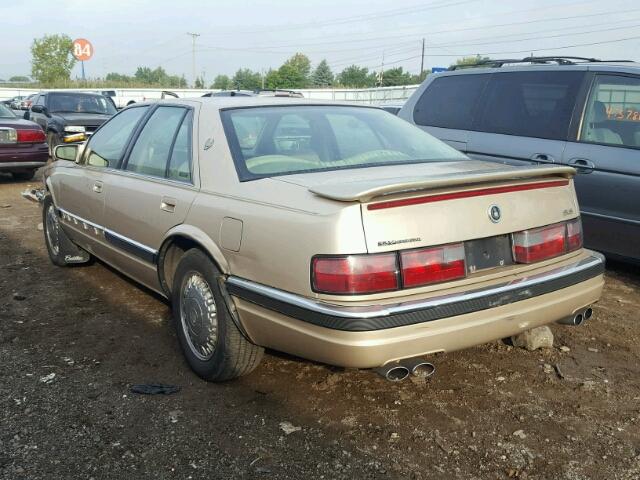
1 174 639 480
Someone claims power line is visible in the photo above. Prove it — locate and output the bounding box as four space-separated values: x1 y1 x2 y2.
199 0 481 37
352 34 640 71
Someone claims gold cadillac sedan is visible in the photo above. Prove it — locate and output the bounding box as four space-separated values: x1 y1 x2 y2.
42 98 605 381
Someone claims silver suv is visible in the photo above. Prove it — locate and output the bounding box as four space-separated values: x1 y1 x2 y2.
399 57 640 263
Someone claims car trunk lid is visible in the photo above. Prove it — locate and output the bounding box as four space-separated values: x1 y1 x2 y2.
279 161 578 257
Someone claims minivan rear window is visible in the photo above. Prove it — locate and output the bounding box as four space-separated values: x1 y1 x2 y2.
475 71 585 140
413 74 488 130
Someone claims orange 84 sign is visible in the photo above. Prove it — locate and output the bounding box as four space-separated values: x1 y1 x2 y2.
72 38 93 61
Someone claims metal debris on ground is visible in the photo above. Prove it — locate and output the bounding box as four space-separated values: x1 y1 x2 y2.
130 383 181 395
279 421 302 435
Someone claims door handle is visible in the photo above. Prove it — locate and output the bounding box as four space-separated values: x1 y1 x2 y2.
161 197 177 213
530 153 555 163
92 181 103 193
568 158 595 174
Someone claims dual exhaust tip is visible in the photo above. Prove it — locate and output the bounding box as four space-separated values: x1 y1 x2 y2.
558 306 593 326
374 357 436 382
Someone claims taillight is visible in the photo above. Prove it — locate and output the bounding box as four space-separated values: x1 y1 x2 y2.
566 217 583 252
513 219 582 264
312 253 399 294
400 243 466 287
17 129 46 143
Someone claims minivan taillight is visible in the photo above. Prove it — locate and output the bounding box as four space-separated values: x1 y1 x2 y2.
400 243 466 287
513 218 583 264
312 253 399 294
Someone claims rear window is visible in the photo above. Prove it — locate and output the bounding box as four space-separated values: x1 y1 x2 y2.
222 105 466 181
475 71 585 140
413 74 488 130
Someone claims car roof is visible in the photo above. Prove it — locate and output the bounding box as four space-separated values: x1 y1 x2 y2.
136 97 367 109
440 61 640 77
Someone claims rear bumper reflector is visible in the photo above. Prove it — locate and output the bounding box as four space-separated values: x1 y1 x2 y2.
226 252 604 332
367 180 569 211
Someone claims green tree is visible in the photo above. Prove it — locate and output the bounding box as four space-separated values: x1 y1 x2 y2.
453 55 491 68
9 75 30 82
105 72 132 83
264 69 281 89
232 68 262 90
30 34 76 84
194 76 205 89
337 65 373 88
312 59 334 87
381 67 413 87
212 74 231 90
275 53 311 88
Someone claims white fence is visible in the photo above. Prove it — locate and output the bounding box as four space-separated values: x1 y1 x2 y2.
0 85 419 106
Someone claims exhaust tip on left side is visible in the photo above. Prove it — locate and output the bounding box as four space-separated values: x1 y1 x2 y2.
374 364 410 382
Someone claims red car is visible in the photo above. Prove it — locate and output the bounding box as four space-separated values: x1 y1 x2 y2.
0 103 48 180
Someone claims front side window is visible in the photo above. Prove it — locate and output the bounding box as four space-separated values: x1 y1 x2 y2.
475 71 585 140
579 75 640 148
222 105 467 181
413 74 488 130
125 106 188 178
84 106 148 168
48 93 117 115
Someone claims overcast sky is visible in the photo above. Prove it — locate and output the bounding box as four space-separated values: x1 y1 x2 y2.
1 0 639 83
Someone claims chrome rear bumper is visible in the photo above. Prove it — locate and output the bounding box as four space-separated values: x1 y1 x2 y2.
226 252 605 332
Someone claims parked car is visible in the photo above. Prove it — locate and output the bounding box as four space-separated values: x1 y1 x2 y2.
2 96 24 108
399 56 640 263
0 103 48 180
41 98 604 381
28 91 117 154
20 94 37 110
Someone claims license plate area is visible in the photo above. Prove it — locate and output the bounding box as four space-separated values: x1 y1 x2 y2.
465 235 514 273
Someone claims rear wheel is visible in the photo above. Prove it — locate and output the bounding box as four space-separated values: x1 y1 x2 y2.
172 249 263 381
12 170 36 181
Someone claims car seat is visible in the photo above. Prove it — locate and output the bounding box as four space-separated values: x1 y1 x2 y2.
584 101 623 145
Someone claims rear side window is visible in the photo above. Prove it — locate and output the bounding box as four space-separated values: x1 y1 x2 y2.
167 111 193 182
126 106 188 178
475 71 584 140
579 74 640 148
413 74 488 130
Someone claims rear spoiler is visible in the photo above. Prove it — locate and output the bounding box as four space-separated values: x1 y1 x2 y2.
309 165 576 202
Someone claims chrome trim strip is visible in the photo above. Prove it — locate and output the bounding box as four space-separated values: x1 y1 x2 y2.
226 253 605 320
58 207 104 231
57 207 158 255
581 210 640 226
0 161 47 168
103 227 157 254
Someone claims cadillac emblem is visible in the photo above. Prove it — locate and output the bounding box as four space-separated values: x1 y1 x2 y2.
488 205 501 223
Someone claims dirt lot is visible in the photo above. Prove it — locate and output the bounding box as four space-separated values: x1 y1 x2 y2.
1 175 639 480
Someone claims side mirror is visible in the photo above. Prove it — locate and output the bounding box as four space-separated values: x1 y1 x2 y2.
53 144 79 162
31 105 45 114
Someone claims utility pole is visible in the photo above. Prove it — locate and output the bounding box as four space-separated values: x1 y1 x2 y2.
187 32 200 88
378 51 385 87
420 38 425 80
